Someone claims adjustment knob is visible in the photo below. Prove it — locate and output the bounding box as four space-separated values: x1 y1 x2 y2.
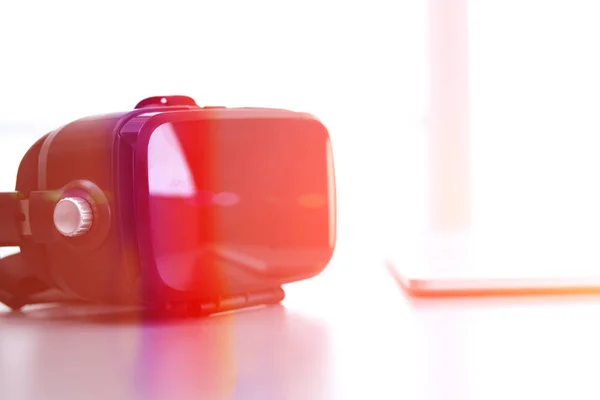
53 197 94 237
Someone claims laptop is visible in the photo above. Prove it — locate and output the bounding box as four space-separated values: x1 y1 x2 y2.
380 129 600 297
385 227 600 296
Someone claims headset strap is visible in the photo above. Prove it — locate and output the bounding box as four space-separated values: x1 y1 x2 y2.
0 252 43 310
0 252 82 311
0 192 23 246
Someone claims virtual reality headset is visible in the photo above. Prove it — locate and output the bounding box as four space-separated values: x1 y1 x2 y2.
0 95 336 316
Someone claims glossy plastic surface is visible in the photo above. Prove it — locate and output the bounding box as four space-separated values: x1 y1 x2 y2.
147 118 334 292
130 109 336 305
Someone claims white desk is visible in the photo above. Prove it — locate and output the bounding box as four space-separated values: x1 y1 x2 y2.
2 248 600 400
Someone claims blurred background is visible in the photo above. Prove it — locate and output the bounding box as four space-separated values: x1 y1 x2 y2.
0 0 428 265
2 0 600 276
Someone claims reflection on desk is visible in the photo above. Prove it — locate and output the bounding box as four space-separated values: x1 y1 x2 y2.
2 252 600 400
0 304 332 400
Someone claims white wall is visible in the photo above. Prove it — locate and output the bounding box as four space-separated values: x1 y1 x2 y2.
468 1 600 255
0 0 429 261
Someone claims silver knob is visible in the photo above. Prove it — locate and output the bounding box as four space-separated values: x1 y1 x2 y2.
53 197 93 237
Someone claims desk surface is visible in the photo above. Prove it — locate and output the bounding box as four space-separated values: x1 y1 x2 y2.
1 249 599 400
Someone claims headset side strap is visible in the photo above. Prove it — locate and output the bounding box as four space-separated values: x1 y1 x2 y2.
0 252 85 311
0 192 23 246
0 252 43 310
